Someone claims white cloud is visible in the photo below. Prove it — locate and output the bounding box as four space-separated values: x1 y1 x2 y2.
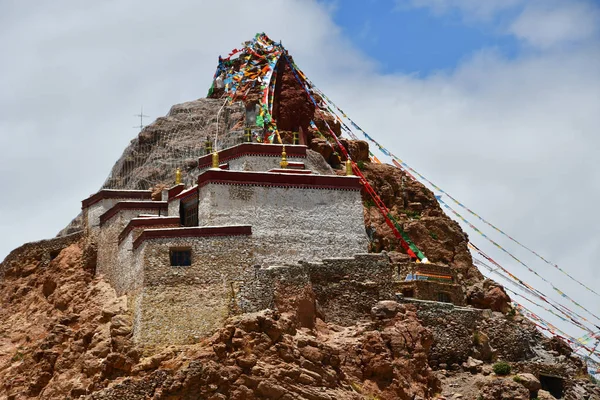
1 0 599 343
399 0 600 49
509 1 600 48
396 0 524 20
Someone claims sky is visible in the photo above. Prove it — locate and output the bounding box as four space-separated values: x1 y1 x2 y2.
1 0 599 351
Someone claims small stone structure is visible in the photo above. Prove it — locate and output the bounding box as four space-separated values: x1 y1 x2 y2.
79 142 377 344
238 253 394 326
396 261 466 305
397 297 553 367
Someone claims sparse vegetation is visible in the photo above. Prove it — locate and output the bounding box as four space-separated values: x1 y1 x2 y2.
349 381 363 393
507 307 517 320
11 349 24 363
493 361 511 376
473 331 481 345
429 231 438 240
356 160 365 170
400 209 421 220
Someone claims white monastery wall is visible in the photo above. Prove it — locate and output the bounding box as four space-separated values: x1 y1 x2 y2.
84 199 119 237
168 198 180 216
131 234 254 345
227 155 304 172
117 232 137 295
96 208 164 290
197 183 368 265
82 190 152 237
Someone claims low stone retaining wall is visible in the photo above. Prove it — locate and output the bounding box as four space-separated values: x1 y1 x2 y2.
397 297 543 368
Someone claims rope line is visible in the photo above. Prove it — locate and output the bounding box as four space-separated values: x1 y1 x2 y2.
435 196 600 326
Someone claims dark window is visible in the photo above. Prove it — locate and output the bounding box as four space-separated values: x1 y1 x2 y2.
49 250 61 260
180 197 199 227
170 249 191 267
402 288 415 298
437 292 452 303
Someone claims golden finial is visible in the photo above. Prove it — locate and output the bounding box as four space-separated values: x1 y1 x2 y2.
175 167 182 184
244 127 252 143
345 159 353 176
280 145 288 169
212 151 219 169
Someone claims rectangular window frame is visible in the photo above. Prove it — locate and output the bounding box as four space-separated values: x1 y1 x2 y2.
170 247 192 267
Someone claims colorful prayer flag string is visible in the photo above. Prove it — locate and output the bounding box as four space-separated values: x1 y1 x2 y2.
434 195 600 326
295 71 600 300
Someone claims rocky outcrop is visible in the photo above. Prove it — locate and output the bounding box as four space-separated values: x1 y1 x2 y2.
0 238 441 399
479 377 530 400
357 161 483 285
0 241 137 398
92 303 439 399
466 279 511 313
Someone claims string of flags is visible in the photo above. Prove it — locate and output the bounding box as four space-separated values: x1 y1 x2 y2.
477 253 600 359
474 255 594 334
293 70 600 302
472 245 598 335
281 51 428 262
210 34 598 366
436 196 600 327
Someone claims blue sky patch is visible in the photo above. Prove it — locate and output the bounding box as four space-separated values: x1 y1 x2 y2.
325 1 521 75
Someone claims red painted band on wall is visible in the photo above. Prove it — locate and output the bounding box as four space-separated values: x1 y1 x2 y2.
172 185 199 201
168 184 185 199
197 169 362 191
198 143 307 169
118 216 181 244
82 190 152 209
133 225 252 249
99 201 168 226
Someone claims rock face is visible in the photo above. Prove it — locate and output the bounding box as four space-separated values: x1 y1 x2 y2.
480 377 530 400
3 63 598 397
0 239 441 399
91 303 439 400
0 242 137 398
358 161 483 285
466 279 511 313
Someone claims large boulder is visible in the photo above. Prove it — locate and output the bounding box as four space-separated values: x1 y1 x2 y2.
537 389 556 399
515 373 541 392
479 378 530 400
467 279 511 313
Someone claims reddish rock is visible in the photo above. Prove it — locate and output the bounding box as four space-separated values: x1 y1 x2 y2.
467 279 511 313
479 378 529 400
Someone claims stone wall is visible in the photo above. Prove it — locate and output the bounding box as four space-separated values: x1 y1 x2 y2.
197 155 306 175
84 199 119 238
197 180 368 265
397 280 466 306
167 197 180 217
116 219 180 296
132 234 255 345
238 253 394 327
96 207 167 292
81 190 152 238
0 231 83 279
397 298 545 368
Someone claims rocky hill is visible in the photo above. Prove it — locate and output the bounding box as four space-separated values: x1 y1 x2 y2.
1 236 598 399
2 33 599 399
